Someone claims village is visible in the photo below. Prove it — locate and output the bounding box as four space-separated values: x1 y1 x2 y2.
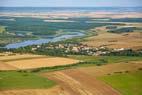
30 42 135 56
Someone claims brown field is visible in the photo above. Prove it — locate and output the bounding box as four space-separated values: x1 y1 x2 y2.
41 61 142 95
79 61 142 77
0 54 45 61
0 54 79 70
83 25 142 50
42 69 121 95
0 61 17 70
5 57 79 69
0 86 70 95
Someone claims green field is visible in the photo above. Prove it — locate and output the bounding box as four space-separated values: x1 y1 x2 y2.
99 71 142 95
0 71 55 89
0 26 5 33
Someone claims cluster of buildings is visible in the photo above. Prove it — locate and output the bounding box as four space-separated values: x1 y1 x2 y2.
31 43 131 56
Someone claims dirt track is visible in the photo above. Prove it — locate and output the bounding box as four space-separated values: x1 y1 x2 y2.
43 69 121 95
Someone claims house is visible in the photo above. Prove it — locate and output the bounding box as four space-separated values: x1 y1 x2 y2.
72 47 79 52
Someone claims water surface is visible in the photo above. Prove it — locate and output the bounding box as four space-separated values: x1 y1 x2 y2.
5 32 84 49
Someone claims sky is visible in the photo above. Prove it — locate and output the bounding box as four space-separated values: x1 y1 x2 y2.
0 0 142 7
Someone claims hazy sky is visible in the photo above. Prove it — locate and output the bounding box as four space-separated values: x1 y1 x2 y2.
0 0 142 7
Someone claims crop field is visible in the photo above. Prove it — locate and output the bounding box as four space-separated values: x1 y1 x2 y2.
0 61 18 70
83 24 142 50
79 60 142 77
83 32 142 50
99 71 142 95
76 58 142 95
42 69 121 95
0 53 45 61
0 53 79 70
0 54 142 95
0 86 65 95
0 71 55 89
42 60 142 95
69 55 142 64
5 57 79 69
39 55 142 95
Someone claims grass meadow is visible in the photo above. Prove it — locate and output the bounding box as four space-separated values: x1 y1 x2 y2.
0 71 55 89
99 71 142 95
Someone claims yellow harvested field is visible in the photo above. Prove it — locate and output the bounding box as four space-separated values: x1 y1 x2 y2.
83 24 142 50
83 32 142 50
0 54 44 61
0 86 70 95
0 54 79 70
5 57 79 69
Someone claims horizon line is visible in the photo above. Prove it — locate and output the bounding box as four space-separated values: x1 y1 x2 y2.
0 6 142 8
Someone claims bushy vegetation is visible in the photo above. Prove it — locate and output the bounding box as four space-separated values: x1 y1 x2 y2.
0 16 122 47
0 17 124 36
106 25 117 29
36 48 67 56
70 55 142 64
110 18 142 23
107 27 142 33
26 60 107 73
104 49 142 56
0 26 6 34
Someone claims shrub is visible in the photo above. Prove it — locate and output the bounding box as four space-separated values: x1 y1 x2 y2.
125 71 129 73
114 71 123 74
138 68 142 71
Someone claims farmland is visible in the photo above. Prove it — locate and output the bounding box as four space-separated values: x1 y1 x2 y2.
0 55 142 95
0 53 79 70
99 71 142 95
0 11 142 95
41 59 142 95
0 71 55 89
69 55 142 64
83 26 142 50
